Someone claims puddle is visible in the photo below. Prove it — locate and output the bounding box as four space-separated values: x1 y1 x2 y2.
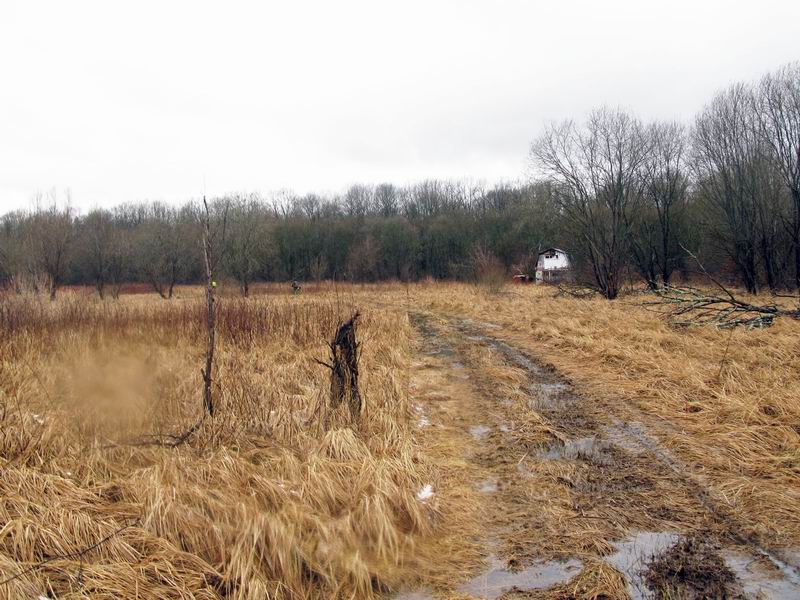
457 555 582 599
605 531 681 600
444 315 800 598
413 403 431 428
604 424 800 590
608 419 686 475
491 340 544 375
462 330 544 376
470 425 491 439
478 479 498 493
460 318 502 331
541 382 567 394
450 362 471 379
394 591 435 600
539 436 607 463
528 383 573 412
601 424 646 454
783 549 800 566
603 416 794 551
725 550 800 598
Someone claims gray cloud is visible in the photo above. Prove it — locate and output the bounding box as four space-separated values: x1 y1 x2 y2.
1 0 799 211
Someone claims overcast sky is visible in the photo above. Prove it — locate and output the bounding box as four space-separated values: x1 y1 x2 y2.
1 0 799 213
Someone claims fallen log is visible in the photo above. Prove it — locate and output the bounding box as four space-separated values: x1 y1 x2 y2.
645 285 798 329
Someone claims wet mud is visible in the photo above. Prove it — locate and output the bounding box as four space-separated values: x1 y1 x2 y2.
400 312 800 599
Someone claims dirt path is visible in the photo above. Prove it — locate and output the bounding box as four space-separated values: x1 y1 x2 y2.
398 310 800 600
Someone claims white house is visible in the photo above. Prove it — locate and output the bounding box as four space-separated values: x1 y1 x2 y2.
535 248 571 283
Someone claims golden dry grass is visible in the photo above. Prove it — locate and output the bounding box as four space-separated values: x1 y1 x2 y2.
391 282 800 550
0 286 471 599
2 280 798 599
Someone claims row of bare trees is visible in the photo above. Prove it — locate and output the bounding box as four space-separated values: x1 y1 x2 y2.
531 62 800 298
0 182 561 298
1 62 797 300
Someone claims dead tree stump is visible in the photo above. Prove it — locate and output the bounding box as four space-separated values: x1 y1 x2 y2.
323 312 362 421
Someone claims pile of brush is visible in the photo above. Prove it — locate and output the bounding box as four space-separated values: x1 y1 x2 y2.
646 285 798 329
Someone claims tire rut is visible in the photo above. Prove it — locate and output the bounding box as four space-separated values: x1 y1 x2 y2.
437 312 800 598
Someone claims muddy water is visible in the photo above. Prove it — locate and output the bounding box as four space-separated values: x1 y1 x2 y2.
443 315 800 598
725 550 800 598
605 532 681 600
469 424 491 439
477 478 498 493
606 533 800 600
402 313 589 598
528 384 572 411
456 555 582 599
394 590 435 600
538 435 604 461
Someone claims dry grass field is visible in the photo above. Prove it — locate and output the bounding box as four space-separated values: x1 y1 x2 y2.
405 283 800 546
1 281 799 599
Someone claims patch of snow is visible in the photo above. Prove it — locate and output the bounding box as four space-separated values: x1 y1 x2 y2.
417 484 434 501
470 424 491 439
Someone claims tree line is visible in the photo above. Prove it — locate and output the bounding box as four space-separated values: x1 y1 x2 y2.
0 62 798 300
532 62 800 298
0 182 561 298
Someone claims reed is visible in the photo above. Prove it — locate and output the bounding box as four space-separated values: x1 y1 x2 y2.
0 288 445 599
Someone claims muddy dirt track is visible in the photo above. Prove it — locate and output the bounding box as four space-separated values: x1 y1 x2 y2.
397 310 800 600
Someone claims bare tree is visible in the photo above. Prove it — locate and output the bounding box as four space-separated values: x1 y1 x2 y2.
107 226 132 299
136 203 196 299
79 209 115 298
223 193 268 296
0 215 12 283
750 153 790 291
631 121 689 288
692 83 784 293
296 193 323 220
1 212 35 292
309 254 328 282
343 184 373 217
199 197 228 417
755 62 800 289
346 235 380 281
374 183 399 217
27 192 76 300
531 108 650 299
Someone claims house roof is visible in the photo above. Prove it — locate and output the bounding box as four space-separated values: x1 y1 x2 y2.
538 247 567 256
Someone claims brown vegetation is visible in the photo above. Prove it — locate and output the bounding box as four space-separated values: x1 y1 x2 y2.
0 286 460 599
2 281 799 598
404 282 800 549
